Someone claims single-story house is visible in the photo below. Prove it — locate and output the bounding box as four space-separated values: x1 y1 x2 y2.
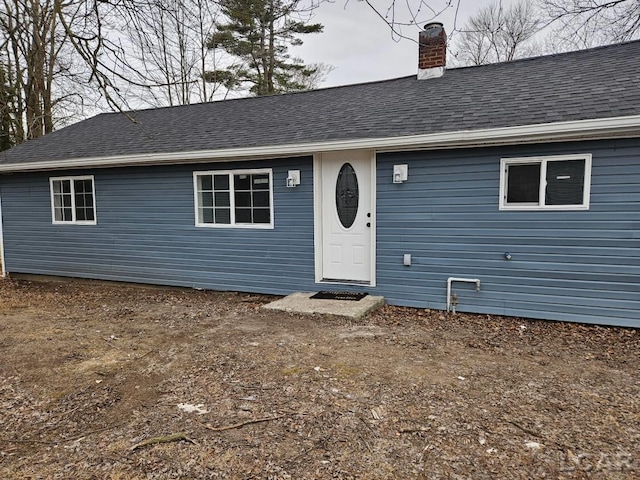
1 24 639 327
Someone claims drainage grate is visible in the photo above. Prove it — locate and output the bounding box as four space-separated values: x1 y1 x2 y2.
311 291 368 301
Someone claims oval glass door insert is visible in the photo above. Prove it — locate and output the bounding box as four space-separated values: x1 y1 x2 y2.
335 162 359 228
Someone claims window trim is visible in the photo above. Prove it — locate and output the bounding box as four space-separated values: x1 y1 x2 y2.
499 154 592 211
49 175 97 225
193 168 274 229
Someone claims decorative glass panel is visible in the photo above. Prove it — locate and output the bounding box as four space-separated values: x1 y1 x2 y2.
335 163 359 229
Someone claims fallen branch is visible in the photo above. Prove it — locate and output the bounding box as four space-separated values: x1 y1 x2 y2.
396 427 429 435
130 433 196 451
0 438 58 445
506 420 541 438
198 415 283 432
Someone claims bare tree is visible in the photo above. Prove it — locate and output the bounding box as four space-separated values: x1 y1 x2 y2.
541 0 640 46
289 62 334 90
52 0 175 113
357 0 464 42
0 63 14 150
451 0 542 66
123 0 232 108
0 0 85 144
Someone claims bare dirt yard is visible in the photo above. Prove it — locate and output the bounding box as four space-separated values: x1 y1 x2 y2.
0 277 638 479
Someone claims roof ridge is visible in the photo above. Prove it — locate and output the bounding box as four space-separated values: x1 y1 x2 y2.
98 39 640 118
100 76 417 118
447 38 640 72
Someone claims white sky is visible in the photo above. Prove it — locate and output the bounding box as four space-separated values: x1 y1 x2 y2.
294 0 515 87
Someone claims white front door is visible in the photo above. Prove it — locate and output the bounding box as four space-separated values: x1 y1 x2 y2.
317 150 374 284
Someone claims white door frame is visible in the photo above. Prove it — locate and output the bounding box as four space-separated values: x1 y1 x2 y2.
0 193 5 278
313 150 376 286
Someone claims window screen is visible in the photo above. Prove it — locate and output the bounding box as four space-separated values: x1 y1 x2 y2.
506 163 540 204
545 160 585 206
501 155 590 210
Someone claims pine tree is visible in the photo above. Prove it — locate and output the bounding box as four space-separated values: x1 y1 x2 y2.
205 0 323 96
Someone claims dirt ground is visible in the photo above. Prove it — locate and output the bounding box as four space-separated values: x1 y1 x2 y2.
0 278 637 479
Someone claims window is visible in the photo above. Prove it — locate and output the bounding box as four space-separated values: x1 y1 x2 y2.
50 176 96 224
335 163 359 229
499 154 591 210
194 169 273 228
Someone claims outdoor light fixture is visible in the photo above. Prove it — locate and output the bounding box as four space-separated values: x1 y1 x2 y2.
393 164 408 183
286 170 300 188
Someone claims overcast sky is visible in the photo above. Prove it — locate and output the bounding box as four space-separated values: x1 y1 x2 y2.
294 0 515 87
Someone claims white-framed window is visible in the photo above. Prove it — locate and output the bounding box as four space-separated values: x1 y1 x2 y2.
193 169 274 228
50 176 97 224
499 154 592 210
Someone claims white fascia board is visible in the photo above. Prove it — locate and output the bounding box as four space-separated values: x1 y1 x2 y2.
1 114 640 173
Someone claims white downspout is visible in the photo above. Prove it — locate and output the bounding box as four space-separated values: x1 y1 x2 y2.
0 193 5 278
447 277 481 312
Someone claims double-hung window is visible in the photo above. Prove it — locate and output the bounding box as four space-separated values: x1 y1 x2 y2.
50 176 97 224
194 169 273 228
499 154 592 210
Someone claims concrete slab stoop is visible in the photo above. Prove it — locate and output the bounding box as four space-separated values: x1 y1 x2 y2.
262 292 385 319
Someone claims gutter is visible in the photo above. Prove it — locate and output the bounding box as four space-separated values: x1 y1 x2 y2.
1 115 640 173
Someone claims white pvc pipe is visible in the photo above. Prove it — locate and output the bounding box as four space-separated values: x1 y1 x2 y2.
447 277 481 312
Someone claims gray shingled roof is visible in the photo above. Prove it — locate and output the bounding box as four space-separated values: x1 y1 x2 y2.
3 40 640 166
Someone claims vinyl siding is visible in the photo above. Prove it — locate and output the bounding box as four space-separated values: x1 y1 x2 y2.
376 139 640 327
0 139 639 327
0 158 316 294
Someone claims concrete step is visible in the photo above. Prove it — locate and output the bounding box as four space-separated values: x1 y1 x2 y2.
262 292 385 319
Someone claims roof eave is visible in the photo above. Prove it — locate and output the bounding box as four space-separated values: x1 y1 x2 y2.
1 114 640 173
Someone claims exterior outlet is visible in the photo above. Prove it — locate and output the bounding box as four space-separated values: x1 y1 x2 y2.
418 22 446 79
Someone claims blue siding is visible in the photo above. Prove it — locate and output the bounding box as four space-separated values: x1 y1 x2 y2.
376 139 640 327
1 139 639 327
0 158 318 295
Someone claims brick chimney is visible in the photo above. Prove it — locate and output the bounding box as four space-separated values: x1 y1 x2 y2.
418 22 446 79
